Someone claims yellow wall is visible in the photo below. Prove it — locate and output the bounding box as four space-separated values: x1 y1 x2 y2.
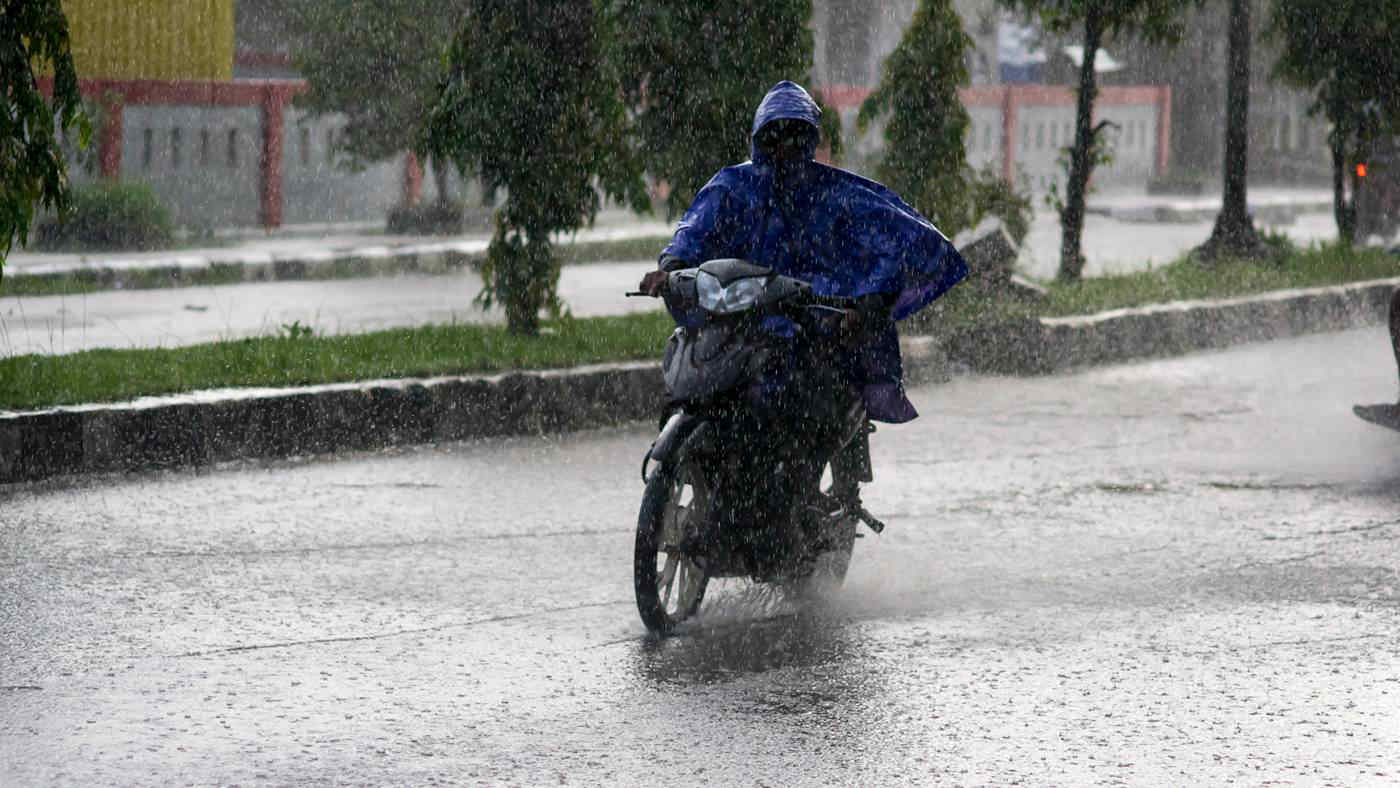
64 0 235 81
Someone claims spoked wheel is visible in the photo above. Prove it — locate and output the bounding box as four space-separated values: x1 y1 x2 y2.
634 451 712 635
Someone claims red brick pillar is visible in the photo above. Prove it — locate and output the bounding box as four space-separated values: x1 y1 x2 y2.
1156 85 1173 176
98 92 125 179
260 87 286 229
403 151 424 206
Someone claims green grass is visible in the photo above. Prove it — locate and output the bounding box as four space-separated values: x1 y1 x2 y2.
919 242 1399 328
2 244 1396 411
0 311 676 411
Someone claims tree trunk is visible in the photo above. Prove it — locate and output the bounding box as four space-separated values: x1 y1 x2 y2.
1332 132 1357 244
1218 0 1252 234
431 155 451 205
1198 0 1263 262
1058 3 1101 282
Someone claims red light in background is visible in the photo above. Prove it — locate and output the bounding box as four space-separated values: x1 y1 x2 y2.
1356 162 1368 178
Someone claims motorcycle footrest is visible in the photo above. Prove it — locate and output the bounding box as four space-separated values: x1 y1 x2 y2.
856 507 886 534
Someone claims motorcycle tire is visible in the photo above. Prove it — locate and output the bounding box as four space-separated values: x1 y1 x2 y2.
634 449 712 635
789 506 859 599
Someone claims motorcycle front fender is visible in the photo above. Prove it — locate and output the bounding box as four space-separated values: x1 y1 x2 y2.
642 411 700 481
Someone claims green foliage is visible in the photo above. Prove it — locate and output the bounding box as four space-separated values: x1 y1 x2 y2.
278 320 316 341
1000 0 1187 281
1269 0 1400 244
858 0 973 235
1002 0 1186 42
32 181 173 251
285 0 459 167
606 0 822 219
477 222 565 331
1043 122 1116 216
1 0 90 269
425 0 648 335
856 2 1032 242
968 165 1033 246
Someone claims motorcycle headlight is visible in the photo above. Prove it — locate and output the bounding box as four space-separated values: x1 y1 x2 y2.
696 271 767 314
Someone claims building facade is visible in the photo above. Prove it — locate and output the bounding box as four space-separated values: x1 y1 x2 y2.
58 0 410 231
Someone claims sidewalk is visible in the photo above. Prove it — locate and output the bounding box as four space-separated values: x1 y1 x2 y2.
3 207 676 284
2 188 1336 285
1084 186 1334 223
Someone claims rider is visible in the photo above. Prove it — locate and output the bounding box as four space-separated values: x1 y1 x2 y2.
638 80 968 501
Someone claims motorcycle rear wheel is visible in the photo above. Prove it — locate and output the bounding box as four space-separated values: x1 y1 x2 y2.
634 452 712 635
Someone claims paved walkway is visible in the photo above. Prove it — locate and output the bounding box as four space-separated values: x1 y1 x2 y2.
0 188 1379 357
3 208 675 279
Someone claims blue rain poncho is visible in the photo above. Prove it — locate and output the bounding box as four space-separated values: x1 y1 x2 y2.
661 81 968 422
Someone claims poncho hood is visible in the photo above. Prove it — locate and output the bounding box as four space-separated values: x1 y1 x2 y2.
749 80 822 163
662 81 968 422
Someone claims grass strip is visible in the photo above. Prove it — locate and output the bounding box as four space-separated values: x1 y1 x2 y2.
920 242 1399 328
2 244 1395 412
1 311 676 411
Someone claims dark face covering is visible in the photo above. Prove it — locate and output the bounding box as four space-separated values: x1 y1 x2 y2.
756 119 817 206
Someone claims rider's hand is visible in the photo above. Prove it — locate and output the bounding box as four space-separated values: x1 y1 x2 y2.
841 294 892 342
639 269 669 297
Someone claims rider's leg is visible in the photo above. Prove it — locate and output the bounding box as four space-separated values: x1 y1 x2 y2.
1390 288 1400 401
829 424 872 505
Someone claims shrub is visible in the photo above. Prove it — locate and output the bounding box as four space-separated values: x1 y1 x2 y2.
967 165 1033 246
385 199 467 235
33 181 173 251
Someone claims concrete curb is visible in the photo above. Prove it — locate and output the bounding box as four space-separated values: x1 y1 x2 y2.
3 277 1396 486
1088 199 1334 224
9 239 488 288
943 277 1400 375
0 363 666 484
4 232 675 291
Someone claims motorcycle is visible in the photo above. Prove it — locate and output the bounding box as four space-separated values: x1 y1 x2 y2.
630 258 889 635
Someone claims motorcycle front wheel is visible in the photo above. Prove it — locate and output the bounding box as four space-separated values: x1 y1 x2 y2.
634 451 712 635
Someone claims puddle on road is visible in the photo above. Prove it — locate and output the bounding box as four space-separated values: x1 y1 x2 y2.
1205 480 1344 492
1094 481 1169 494
631 601 863 687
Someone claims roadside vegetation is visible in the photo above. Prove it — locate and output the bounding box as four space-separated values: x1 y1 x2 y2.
928 240 1398 326
3 243 1395 411
1 311 675 411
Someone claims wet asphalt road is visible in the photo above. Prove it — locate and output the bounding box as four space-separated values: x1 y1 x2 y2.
3 327 1400 785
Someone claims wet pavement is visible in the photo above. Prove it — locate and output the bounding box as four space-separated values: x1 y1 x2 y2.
1 204 1360 357
3 326 1399 784
0 262 662 356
